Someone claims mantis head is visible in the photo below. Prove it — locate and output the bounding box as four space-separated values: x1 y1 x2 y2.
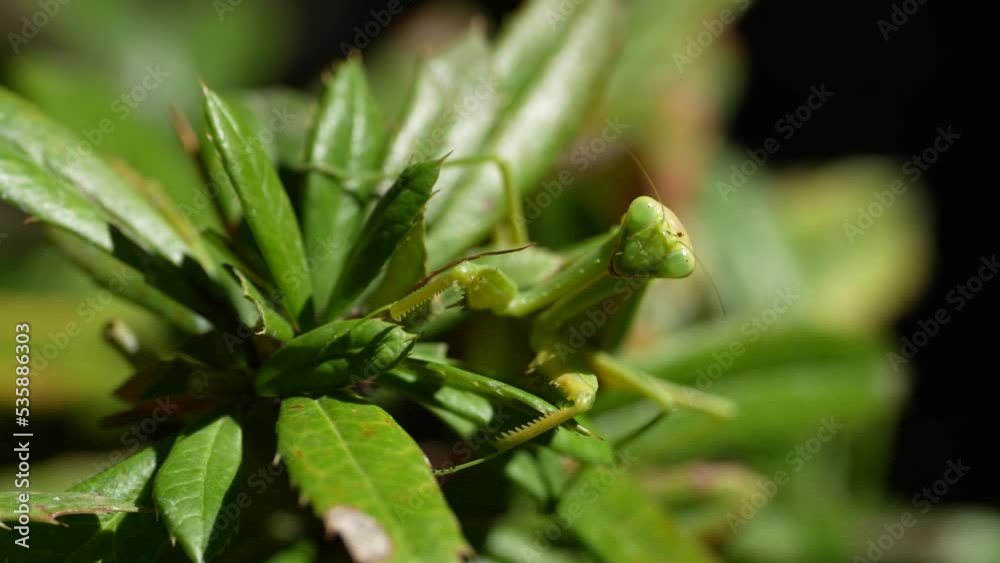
610 196 696 279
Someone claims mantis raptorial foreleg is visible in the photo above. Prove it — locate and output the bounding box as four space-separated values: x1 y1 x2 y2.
491 368 598 450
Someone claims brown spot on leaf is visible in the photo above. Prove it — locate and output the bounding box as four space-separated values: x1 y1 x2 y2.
288 403 304 410
323 506 393 562
292 449 303 458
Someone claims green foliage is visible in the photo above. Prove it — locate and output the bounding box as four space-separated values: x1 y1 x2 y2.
302 60 387 316
277 397 470 562
325 161 440 320
0 0 967 562
154 415 243 562
0 493 138 525
203 86 312 320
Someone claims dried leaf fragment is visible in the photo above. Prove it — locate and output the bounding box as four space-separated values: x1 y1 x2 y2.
324 506 393 562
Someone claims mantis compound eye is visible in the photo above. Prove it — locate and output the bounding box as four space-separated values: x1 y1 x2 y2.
611 196 696 279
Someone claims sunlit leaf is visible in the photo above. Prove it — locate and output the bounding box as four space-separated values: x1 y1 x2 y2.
203 86 312 319
302 59 387 317
277 396 471 562
154 415 242 563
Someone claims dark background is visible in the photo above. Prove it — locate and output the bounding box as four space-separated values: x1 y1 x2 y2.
270 0 993 507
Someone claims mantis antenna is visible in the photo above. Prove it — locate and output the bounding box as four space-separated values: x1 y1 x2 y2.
415 243 535 291
624 147 727 318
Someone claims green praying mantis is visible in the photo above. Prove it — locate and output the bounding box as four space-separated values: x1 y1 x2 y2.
321 154 738 474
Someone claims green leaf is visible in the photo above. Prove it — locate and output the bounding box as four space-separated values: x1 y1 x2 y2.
70 440 174 499
154 414 243 563
619 360 904 463
0 143 112 251
425 0 620 265
113 160 217 272
201 231 275 329
203 229 272 288
264 541 318 563
302 59 387 316
385 31 497 224
503 448 572 504
47 227 211 334
9 441 174 562
558 467 718 563
0 492 138 525
102 226 235 330
623 320 882 387
380 366 496 432
770 159 932 330
325 160 441 320
482 512 600 563
607 0 753 134
203 85 312 319
696 150 803 313
367 214 428 309
0 86 190 262
8 51 225 236
277 396 471 562
256 318 415 396
490 0 582 95
230 88 316 168
200 127 245 231
379 31 490 186
228 266 296 342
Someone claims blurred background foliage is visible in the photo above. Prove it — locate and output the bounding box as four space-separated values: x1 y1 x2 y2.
0 0 992 562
